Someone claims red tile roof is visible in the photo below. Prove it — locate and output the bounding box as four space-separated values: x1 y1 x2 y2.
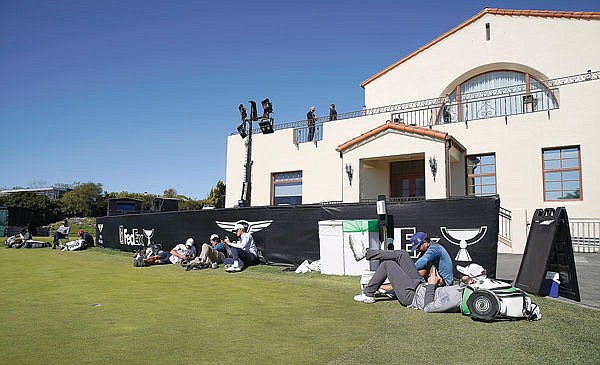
361 8 600 88
336 122 451 153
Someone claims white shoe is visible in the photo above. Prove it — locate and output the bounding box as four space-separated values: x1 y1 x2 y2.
353 292 375 304
225 265 241 272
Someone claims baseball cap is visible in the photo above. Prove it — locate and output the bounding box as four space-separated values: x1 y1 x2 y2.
210 234 219 241
232 223 245 232
409 232 428 253
456 263 487 278
185 238 195 246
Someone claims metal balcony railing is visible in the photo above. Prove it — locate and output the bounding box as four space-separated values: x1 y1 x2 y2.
293 124 323 144
237 70 599 135
392 88 560 127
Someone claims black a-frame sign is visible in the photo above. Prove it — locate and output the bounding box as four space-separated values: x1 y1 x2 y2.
515 207 581 301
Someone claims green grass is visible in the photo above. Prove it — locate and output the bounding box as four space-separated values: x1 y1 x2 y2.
1 246 599 365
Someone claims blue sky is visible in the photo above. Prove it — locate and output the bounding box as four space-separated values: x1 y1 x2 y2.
2 0 599 199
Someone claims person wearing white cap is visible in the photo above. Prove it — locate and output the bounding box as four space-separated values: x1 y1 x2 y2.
143 238 197 266
195 234 228 268
223 223 258 272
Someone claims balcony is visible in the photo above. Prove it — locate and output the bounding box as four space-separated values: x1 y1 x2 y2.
239 71 597 137
392 87 560 127
293 124 323 145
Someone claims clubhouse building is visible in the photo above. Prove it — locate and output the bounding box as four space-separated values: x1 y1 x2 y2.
225 8 600 254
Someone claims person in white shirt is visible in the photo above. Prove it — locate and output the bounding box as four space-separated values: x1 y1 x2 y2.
143 238 196 266
52 219 70 249
223 223 258 272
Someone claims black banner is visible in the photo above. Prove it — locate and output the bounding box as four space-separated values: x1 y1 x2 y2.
96 196 500 278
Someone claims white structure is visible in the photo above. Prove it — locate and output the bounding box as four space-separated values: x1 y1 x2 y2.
226 8 600 253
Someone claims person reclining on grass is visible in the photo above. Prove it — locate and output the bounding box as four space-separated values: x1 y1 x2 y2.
184 234 229 270
143 238 196 266
59 230 94 251
5 228 32 248
353 248 475 312
223 223 259 272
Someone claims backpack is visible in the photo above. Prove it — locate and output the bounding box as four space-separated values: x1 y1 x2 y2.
461 278 541 321
133 244 163 267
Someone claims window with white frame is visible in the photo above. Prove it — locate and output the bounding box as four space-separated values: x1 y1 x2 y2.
466 154 496 196
272 171 302 205
543 146 582 201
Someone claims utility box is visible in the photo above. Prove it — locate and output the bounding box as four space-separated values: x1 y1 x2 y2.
318 219 379 276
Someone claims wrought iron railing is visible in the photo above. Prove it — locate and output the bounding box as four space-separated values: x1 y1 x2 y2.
392 88 559 127
293 124 324 144
237 70 599 134
499 207 512 242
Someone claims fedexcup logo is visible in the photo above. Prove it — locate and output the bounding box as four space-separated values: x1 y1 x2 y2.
215 219 273 234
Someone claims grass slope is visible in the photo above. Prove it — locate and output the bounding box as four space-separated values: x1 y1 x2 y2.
0 247 599 364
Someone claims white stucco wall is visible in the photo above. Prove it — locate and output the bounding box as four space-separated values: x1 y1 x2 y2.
364 14 600 108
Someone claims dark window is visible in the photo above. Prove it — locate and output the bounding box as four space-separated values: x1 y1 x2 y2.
466 154 496 196
272 171 302 205
390 160 425 199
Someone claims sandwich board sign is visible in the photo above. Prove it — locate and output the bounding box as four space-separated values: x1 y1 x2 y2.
515 207 580 302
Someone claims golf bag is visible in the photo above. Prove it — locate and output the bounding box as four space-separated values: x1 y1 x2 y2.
133 243 163 267
461 278 541 322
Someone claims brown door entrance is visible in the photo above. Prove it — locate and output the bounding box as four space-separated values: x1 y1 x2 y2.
390 160 425 199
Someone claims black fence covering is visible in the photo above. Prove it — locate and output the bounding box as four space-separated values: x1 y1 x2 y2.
96 196 500 277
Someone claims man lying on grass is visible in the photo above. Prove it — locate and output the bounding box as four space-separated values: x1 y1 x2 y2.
142 238 196 266
354 248 477 312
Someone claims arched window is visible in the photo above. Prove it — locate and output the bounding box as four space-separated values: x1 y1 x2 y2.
437 70 558 124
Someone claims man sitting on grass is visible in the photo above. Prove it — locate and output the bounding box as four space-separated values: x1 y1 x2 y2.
59 230 95 251
223 223 259 272
143 238 196 266
184 234 228 270
354 248 475 313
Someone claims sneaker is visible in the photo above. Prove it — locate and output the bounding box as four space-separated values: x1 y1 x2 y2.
211 263 219 269
225 265 241 272
353 292 375 304
348 234 367 261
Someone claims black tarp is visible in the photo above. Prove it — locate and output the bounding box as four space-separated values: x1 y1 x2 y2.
96 196 500 278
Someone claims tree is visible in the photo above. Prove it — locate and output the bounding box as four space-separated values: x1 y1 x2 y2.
104 191 156 212
0 192 61 228
163 188 178 198
61 182 104 217
206 180 226 208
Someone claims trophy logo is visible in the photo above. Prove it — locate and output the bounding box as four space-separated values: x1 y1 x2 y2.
97 224 103 232
143 229 155 245
440 226 487 262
